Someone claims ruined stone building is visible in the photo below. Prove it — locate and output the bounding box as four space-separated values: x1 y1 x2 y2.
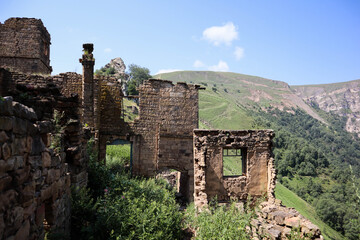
0 17 322 239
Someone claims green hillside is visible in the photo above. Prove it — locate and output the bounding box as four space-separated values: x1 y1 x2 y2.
154 71 360 240
275 183 345 240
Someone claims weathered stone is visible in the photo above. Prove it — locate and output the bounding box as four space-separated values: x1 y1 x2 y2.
31 136 45 155
12 102 37 121
28 156 41 168
0 214 5 239
11 137 27 155
6 207 24 232
12 117 27 135
0 130 9 143
14 219 30 240
0 174 12 191
0 116 13 131
267 227 281 240
35 204 45 226
38 121 53 134
42 151 51 168
302 221 321 236
14 166 30 185
2 142 11 160
284 216 301 228
0 96 13 116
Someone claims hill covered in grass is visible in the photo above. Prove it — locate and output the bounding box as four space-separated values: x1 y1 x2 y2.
154 70 360 240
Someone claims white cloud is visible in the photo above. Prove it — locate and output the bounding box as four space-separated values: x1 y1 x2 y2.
104 48 112 53
234 47 244 60
208 60 229 72
193 60 205 68
203 22 238 46
155 69 182 75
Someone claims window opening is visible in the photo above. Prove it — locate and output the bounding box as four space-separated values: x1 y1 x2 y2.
223 148 246 176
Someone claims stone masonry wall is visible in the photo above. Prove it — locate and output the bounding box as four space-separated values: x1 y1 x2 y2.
0 97 71 239
193 129 275 208
0 18 52 74
96 79 201 201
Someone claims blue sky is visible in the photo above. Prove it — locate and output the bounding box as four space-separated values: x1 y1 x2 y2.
1 0 359 85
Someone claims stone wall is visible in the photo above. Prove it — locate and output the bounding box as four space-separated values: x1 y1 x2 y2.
0 18 52 74
193 129 275 208
0 97 71 239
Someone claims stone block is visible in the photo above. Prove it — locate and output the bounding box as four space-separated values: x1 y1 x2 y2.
31 136 45 155
22 182 35 202
23 202 36 220
0 131 9 143
12 102 37 121
0 174 12 191
2 143 11 160
42 151 51 168
284 217 301 228
0 214 4 239
0 159 12 173
14 219 30 240
6 157 15 171
41 133 51 147
12 117 27 135
6 206 24 233
35 204 45 227
0 96 13 116
14 166 30 185
38 121 53 134
28 156 41 168
0 116 14 131
46 169 60 184
11 137 27 155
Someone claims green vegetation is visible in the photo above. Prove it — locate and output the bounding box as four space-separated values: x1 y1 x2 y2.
275 183 346 240
71 140 183 240
223 149 243 176
95 66 116 76
185 201 255 240
127 64 152 95
122 97 139 122
155 70 360 239
255 108 360 239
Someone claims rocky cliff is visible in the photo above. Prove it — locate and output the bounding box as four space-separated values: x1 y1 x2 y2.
291 79 360 136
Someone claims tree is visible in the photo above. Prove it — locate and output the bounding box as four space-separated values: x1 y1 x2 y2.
126 64 152 95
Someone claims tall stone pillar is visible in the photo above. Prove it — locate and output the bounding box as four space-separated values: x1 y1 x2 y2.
79 43 95 127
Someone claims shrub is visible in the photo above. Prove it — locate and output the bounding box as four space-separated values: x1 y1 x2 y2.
185 201 255 240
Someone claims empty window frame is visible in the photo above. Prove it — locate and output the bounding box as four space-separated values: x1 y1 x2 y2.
222 148 247 176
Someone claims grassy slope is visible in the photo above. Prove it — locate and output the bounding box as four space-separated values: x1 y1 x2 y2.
275 183 346 240
154 70 345 240
155 71 290 130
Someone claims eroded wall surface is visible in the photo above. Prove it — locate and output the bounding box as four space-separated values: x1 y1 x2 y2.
0 97 71 239
0 18 52 74
193 129 275 208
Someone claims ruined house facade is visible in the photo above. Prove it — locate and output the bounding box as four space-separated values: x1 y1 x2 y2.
0 17 285 239
0 18 52 74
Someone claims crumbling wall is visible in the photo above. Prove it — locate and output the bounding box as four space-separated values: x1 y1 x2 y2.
125 79 200 201
0 97 71 239
99 77 123 132
0 18 52 74
193 130 275 208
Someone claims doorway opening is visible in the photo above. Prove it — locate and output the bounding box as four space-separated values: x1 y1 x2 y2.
106 139 132 173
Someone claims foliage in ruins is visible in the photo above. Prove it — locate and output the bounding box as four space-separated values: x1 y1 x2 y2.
126 64 152 95
71 141 183 240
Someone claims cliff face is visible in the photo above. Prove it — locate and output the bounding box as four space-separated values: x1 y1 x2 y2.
291 80 360 135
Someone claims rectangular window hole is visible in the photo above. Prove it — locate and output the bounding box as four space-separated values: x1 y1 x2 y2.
223 148 246 176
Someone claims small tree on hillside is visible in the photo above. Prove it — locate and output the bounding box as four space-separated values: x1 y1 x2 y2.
126 64 152 95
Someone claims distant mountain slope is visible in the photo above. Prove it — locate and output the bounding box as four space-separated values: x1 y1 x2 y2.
154 70 360 239
291 79 360 136
154 71 325 126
